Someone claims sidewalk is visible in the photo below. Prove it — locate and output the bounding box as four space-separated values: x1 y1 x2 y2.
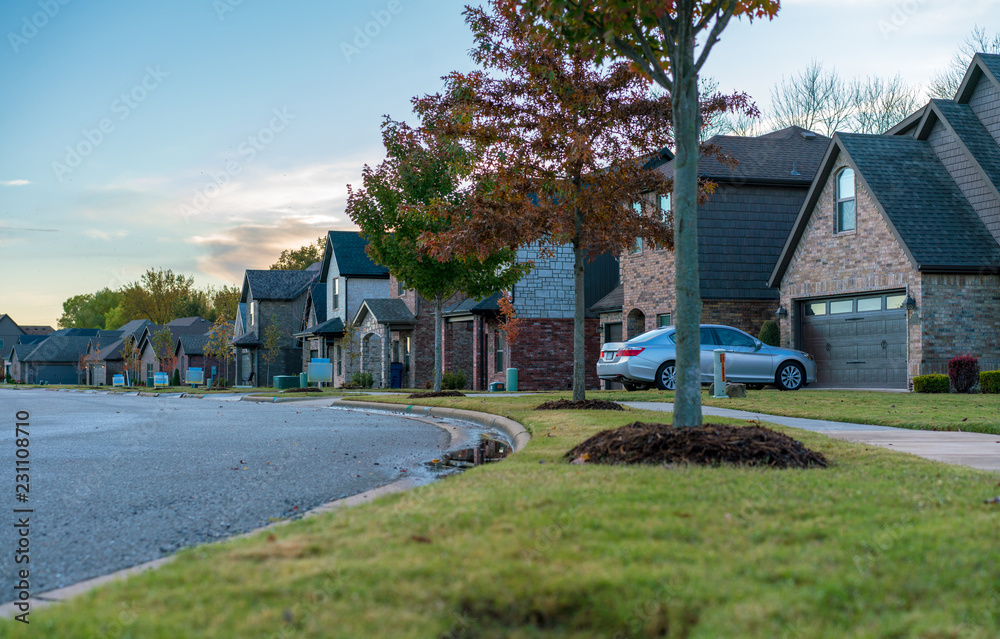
624 401 1000 473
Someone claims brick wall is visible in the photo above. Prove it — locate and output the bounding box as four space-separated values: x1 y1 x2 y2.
505 317 602 390
444 320 474 389
912 272 1000 376
701 299 776 338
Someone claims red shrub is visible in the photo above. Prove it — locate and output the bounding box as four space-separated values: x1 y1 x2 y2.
948 354 979 393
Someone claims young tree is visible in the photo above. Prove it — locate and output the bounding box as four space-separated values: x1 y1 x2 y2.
120 336 141 387
205 316 234 387
270 236 327 271
150 328 177 377
414 3 748 401
260 316 284 388
513 0 779 424
347 116 529 391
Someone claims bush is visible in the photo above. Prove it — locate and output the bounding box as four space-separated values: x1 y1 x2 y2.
171 369 181 386
913 374 949 393
981 370 1000 394
948 354 979 393
441 370 468 390
758 320 780 347
351 371 374 389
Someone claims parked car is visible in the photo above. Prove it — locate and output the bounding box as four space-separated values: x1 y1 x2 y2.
597 324 816 391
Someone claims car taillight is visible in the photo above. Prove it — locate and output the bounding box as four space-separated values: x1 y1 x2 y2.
616 347 644 357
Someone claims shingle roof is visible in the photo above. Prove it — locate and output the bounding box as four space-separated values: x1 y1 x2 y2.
114 319 154 339
10 343 36 362
932 100 1000 193
22 336 92 363
20 325 54 336
17 335 47 345
244 269 317 301
471 292 502 314
326 231 389 278
301 317 344 336
977 53 1000 82
310 283 328 324
49 328 100 337
232 333 261 347
589 284 623 312
660 126 830 184
166 317 214 333
355 298 415 325
177 334 209 356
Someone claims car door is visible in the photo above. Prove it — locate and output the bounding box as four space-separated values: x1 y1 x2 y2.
714 327 772 382
699 327 719 383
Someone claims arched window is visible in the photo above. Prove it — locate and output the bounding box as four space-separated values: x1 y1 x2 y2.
836 168 856 232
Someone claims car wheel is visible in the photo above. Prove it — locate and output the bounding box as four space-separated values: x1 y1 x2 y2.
654 362 676 391
775 362 804 391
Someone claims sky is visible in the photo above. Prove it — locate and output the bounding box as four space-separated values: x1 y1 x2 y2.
1 0 998 327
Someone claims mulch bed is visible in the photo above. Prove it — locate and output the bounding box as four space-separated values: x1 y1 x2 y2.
408 391 465 399
535 399 625 411
565 422 827 469
281 387 323 393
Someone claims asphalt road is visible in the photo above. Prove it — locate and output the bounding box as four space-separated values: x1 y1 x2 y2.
0 390 452 597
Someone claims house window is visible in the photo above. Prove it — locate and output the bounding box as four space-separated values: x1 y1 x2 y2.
146 363 154 378
336 344 342 376
332 278 340 309
631 202 643 253
403 336 411 372
248 301 254 327
397 279 404 296
659 194 671 222
494 330 505 372
656 313 671 327
836 168 856 233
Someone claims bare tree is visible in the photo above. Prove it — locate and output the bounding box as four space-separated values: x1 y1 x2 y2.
929 26 1000 99
849 74 921 134
770 59 853 136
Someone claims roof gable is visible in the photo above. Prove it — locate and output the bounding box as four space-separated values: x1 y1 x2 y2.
22 336 92 363
321 230 390 281
352 298 415 326
956 53 1000 104
242 269 318 302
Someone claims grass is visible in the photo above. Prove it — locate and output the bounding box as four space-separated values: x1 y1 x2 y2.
579 387 1000 435
7 393 1000 638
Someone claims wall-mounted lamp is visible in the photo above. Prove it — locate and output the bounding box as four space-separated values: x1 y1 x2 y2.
775 306 788 320
904 295 916 311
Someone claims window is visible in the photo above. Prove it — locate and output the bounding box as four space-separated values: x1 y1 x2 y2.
857 296 882 312
332 278 340 309
249 301 254 326
805 302 827 316
656 313 671 327
397 279 404 296
494 330 505 372
836 168 856 233
716 328 756 349
336 344 342 376
886 294 906 310
830 299 853 314
659 194 671 221
403 336 411 372
631 202 643 253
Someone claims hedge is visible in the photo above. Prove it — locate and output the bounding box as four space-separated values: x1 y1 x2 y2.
913 374 950 393
948 354 979 393
981 370 1000 394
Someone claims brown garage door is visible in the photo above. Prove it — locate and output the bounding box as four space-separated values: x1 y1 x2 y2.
800 292 907 389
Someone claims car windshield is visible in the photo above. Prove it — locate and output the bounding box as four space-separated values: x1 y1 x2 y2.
628 328 671 344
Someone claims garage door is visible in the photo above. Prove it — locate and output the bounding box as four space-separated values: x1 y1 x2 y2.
800 292 907 389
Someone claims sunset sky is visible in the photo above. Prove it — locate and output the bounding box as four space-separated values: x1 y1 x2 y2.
2 0 998 327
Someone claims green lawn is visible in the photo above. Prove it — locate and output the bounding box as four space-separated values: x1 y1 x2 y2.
8 394 1000 638
583 387 1000 435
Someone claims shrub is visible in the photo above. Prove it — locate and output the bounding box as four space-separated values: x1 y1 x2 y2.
981 370 1000 394
351 371 374 389
913 374 949 393
758 320 780 347
948 354 979 393
171 369 181 386
442 370 468 390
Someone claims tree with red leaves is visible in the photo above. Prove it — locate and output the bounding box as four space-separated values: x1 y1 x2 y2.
413 2 751 401
508 0 779 424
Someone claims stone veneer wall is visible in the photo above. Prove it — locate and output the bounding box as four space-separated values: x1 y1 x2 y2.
514 244 575 319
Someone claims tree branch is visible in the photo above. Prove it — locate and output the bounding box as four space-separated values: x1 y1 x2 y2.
695 0 737 72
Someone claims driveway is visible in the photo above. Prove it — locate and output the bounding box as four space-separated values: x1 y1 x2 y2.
2 390 454 596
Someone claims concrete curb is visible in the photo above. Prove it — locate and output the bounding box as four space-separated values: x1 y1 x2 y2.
239 394 333 404
335 400 532 453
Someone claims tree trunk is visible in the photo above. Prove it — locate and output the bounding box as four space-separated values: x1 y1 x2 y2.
572 206 586 401
434 294 444 392
671 3 703 428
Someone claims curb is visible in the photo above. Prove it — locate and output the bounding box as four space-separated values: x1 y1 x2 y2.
239 395 331 404
335 400 531 453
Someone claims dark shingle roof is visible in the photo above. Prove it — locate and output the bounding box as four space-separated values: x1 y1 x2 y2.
932 100 1000 193
244 270 317 301
18 335 47 345
166 317 214 333
310 283 328 324
589 284 623 312
302 317 345 336
978 53 1000 82
10 343 36 362
232 333 261 347
839 133 1000 270
49 328 100 337
21 325 54 336
661 126 830 184
114 319 154 339
471 292 502 314
177 334 209 356
326 231 389 278
356 299 415 325
22 336 92 363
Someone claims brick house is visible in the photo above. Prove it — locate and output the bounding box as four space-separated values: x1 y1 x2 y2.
769 53 1000 389
135 317 215 384
604 125 831 360
234 267 319 386
175 333 229 384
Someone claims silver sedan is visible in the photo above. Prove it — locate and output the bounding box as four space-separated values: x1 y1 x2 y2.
597 324 817 391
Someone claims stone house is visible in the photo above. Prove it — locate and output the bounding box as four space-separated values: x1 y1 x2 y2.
769 53 1000 389
234 267 319 386
601 125 831 361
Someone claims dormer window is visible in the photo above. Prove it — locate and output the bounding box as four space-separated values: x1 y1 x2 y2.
836 168 856 233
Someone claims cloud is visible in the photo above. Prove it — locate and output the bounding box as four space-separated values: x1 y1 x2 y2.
0 180 31 187
189 216 356 283
84 229 129 241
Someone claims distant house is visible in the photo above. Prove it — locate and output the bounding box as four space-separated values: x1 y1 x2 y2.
234 267 320 386
134 317 215 384
20 335 93 384
175 333 229 384
0 315 54 379
84 320 154 385
770 53 1000 389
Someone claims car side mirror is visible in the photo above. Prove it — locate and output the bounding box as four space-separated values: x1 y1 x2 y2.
753 339 763 351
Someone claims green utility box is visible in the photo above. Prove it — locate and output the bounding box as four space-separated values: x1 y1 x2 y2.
274 375 300 390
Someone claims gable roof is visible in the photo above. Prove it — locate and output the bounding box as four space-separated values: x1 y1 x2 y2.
242 269 317 302
21 325 54 336
9 343 36 363
353 298 415 327
769 133 1000 285
660 125 830 185
22 335 92 363
176 334 209 356
17 334 48 345
166 316 214 332
308 282 328 324
295 317 345 338
589 284 624 313
114 319 155 340
321 230 390 281
956 52 1000 104
927 100 1000 198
